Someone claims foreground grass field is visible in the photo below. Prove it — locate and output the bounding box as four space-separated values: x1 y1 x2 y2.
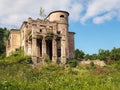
0 58 120 90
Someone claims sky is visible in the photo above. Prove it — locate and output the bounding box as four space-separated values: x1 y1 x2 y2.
0 0 120 54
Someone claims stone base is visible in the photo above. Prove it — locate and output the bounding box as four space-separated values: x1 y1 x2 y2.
52 56 57 63
61 56 66 65
32 56 38 65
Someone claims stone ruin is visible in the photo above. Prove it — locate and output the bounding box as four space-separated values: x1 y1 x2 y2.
80 60 106 67
6 11 75 65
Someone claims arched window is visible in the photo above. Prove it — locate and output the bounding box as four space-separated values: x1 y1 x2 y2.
60 15 64 18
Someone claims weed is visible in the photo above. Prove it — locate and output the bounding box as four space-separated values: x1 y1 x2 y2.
67 59 77 67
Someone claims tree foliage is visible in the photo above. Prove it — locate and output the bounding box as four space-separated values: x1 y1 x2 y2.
98 49 110 61
75 49 84 60
110 47 120 60
0 27 9 55
75 48 120 61
39 7 46 19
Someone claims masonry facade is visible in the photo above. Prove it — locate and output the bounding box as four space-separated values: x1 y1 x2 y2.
6 11 75 64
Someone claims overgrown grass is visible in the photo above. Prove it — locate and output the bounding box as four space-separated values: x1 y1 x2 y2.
0 52 120 90
0 49 32 64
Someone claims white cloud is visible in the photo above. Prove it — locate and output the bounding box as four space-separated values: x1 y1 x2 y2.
80 0 120 24
93 11 117 24
0 0 84 28
69 2 83 21
0 0 120 28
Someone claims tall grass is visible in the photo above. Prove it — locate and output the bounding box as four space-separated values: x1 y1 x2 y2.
0 52 120 90
0 61 120 90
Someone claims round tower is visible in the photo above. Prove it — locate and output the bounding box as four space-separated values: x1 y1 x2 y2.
45 11 69 34
46 10 69 24
46 11 69 64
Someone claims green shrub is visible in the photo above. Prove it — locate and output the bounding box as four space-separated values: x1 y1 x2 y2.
67 59 77 67
3 48 32 64
42 65 59 71
0 53 6 60
48 31 54 36
0 59 120 90
26 56 32 64
57 58 61 64
90 61 96 69
90 61 94 67
44 57 51 64
115 61 120 70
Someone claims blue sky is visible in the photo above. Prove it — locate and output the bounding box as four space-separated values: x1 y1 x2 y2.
0 0 120 54
69 19 120 54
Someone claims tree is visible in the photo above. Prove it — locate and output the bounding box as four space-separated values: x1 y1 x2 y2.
110 47 120 60
91 54 99 60
39 7 46 19
75 49 85 60
84 54 91 60
0 27 9 55
98 49 110 61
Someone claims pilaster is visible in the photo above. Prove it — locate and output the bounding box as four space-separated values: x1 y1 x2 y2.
28 40 32 56
32 38 37 64
52 38 57 63
61 36 66 64
42 37 46 57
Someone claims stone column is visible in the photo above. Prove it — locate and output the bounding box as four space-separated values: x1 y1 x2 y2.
66 32 69 59
61 36 66 64
28 40 32 56
42 37 46 57
52 38 57 63
32 38 37 64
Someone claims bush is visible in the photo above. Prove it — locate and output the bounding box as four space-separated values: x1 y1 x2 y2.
90 61 96 69
0 53 6 60
115 61 120 70
44 57 51 64
42 65 59 71
67 59 77 67
57 58 60 64
26 56 32 64
90 61 94 67
3 49 32 64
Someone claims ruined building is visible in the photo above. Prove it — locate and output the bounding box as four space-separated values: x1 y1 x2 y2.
6 11 75 64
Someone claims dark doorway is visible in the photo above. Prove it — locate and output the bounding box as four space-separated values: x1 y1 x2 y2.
46 40 52 60
37 39 42 57
57 38 61 58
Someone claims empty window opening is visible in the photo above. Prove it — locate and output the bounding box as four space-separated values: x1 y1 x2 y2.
60 15 64 18
40 29 42 32
46 40 52 60
57 31 61 35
